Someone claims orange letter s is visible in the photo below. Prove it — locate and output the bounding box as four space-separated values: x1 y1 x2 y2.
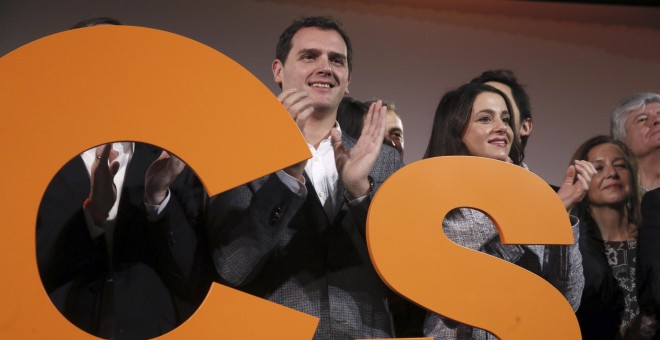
367 156 581 339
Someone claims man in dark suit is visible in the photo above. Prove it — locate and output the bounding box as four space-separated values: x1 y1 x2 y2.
37 142 210 339
208 16 403 339
636 188 660 339
36 17 211 339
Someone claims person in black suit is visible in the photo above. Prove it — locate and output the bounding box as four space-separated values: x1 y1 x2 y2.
37 142 210 339
637 188 660 339
207 16 403 339
36 17 211 339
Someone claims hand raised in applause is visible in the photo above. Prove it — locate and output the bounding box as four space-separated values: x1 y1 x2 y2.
557 160 597 212
331 100 387 199
622 312 658 340
145 150 185 205
87 144 120 225
278 89 315 183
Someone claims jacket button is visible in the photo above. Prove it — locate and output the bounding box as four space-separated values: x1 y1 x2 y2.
269 207 282 225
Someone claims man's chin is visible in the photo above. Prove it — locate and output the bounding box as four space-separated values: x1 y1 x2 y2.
312 102 335 113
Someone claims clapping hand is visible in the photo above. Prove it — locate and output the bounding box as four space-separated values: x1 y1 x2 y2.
87 144 120 225
331 100 387 199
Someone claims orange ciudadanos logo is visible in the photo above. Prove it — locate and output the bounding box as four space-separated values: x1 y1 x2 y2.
0 26 579 339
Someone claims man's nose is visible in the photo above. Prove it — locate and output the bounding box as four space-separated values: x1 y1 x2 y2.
318 57 332 74
651 112 659 126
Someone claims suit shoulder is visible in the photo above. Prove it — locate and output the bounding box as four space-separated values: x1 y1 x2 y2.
373 144 404 179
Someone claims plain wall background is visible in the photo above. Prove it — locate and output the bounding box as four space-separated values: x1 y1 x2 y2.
2 0 659 185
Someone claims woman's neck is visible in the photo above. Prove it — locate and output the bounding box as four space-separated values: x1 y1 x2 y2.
589 205 635 241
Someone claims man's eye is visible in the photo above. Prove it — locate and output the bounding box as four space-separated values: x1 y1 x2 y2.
331 58 344 66
302 54 315 60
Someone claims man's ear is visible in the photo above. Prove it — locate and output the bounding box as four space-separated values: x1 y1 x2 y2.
521 118 533 137
272 59 283 85
345 73 351 95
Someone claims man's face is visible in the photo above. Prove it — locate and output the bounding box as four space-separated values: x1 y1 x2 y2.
384 110 404 154
272 27 351 114
623 102 660 158
484 81 532 142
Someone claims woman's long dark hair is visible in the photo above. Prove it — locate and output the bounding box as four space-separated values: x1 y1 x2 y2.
424 83 523 165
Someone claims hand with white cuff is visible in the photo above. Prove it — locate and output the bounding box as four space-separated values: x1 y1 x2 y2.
85 143 120 225
145 150 185 205
332 100 387 199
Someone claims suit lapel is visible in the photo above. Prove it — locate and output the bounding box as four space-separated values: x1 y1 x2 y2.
303 171 332 230
116 143 161 221
123 143 160 189
58 155 92 203
302 132 356 226
334 133 356 215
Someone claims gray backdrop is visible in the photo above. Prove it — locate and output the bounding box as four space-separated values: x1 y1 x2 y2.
2 0 659 184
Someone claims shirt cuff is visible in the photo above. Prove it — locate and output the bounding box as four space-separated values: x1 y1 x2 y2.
345 176 373 206
145 189 172 220
346 193 368 206
276 170 307 197
569 215 580 241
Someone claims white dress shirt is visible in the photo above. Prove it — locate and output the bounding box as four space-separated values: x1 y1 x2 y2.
81 142 170 247
277 124 367 222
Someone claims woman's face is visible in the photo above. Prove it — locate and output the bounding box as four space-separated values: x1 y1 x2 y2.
462 92 513 161
587 143 632 207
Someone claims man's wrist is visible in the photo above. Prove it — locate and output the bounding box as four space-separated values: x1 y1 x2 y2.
345 176 374 201
145 190 168 205
83 198 109 225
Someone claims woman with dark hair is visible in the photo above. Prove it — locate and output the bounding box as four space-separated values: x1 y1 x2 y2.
422 83 592 339
572 136 657 339
424 83 523 162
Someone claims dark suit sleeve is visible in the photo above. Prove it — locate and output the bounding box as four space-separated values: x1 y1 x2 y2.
348 144 405 237
36 157 108 294
207 173 307 287
135 166 211 301
638 188 660 314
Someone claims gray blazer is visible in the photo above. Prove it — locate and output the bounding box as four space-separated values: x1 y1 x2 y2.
208 134 404 340
424 208 584 340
